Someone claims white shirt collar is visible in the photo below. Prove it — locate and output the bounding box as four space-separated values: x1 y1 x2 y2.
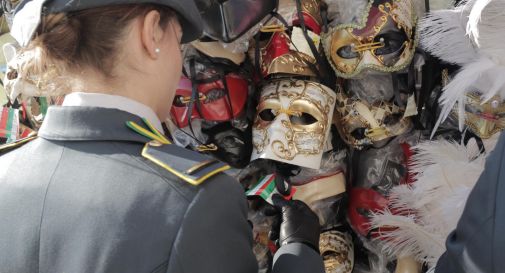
62 92 163 132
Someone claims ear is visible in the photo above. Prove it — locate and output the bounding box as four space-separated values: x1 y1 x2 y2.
141 10 163 59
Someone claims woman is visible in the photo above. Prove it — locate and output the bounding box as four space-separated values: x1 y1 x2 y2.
0 1 324 273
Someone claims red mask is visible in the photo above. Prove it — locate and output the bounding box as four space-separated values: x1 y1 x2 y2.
170 75 248 128
348 142 413 238
291 0 324 35
260 30 318 78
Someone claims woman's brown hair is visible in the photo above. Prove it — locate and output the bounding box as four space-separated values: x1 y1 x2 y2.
15 4 175 94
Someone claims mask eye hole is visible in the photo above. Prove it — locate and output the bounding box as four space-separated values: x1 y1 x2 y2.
337 45 360 59
289 112 318 125
259 109 277 121
350 128 367 140
173 95 187 107
373 31 407 56
204 88 226 103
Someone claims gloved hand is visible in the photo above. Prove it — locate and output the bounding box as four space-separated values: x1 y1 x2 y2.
268 194 321 253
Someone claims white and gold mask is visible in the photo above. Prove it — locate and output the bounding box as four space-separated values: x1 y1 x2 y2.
251 79 336 169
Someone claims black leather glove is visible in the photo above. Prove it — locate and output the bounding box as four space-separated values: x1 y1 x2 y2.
270 194 321 253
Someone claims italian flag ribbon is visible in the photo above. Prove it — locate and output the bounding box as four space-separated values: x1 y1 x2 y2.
0 107 20 143
246 174 296 205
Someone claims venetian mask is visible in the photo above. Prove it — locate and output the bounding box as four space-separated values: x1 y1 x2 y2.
260 25 320 78
453 93 505 139
170 73 248 128
319 230 354 273
203 122 252 168
333 87 413 149
348 140 410 237
440 69 505 140
251 79 336 169
291 0 324 35
323 0 417 78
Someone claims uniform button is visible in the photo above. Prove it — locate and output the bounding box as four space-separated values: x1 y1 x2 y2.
149 140 163 147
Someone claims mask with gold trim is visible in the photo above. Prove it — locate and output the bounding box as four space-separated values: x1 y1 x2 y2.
291 0 324 35
441 70 505 140
259 25 320 78
333 86 413 149
452 93 505 139
251 79 336 169
322 0 417 78
319 230 354 273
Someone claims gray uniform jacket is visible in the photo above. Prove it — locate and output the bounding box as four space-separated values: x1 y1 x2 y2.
435 133 505 273
0 106 324 273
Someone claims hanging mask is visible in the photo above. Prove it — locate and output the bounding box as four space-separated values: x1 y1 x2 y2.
319 230 354 273
441 71 505 140
348 141 411 237
191 40 246 65
333 87 413 149
259 26 320 79
203 122 252 168
452 93 505 140
251 79 336 169
291 0 324 35
170 68 249 128
322 0 417 78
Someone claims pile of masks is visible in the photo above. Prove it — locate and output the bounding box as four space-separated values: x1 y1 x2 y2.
2 0 505 273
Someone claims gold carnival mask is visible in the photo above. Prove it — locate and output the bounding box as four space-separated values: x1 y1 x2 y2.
319 231 354 273
323 0 417 78
453 93 505 139
441 70 505 139
251 79 336 169
334 87 413 149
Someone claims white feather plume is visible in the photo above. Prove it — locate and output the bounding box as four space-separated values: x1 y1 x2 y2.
419 8 476 65
432 55 505 137
430 0 505 136
467 0 505 65
370 140 486 269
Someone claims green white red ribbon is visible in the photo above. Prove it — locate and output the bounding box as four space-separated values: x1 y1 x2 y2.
246 174 296 205
0 107 19 143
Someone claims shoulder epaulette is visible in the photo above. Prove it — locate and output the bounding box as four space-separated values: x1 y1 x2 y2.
0 135 37 155
141 140 230 186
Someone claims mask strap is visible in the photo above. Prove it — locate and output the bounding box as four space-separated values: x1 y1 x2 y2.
220 70 235 121
181 58 219 152
320 1 329 34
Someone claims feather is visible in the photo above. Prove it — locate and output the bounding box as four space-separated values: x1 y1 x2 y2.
431 56 500 137
370 140 486 269
419 8 477 65
467 0 505 65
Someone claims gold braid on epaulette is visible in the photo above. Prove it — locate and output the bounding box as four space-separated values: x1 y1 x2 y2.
0 135 38 155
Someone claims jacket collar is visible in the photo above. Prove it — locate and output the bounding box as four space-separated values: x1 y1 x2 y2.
38 106 156 143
